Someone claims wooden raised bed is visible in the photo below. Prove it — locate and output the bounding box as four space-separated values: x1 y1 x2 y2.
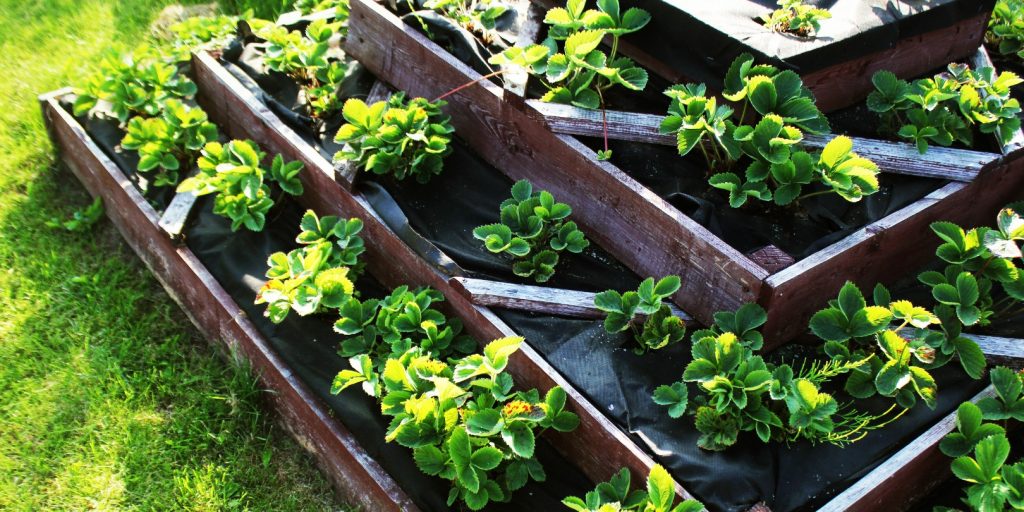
38 89 416 512
187 43 1024 510
344 0 1024 347
532 0 996 113
187 51 685 500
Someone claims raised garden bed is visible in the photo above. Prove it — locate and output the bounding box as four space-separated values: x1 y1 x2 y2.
531 0 997 112
187 34 1024 509
345 0 1024 346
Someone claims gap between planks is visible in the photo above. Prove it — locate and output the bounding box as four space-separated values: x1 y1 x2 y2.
450 277 693 321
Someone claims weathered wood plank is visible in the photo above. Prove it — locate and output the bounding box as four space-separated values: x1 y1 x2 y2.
525 99 996 182
763 153 1024 343
745 245 795 274
450 276 693 321
190 50 684 497
158 189 199 239
817 386 995 512
971 46 1024 155
974 334 1024 369
42 94 416 512
346 0 768 325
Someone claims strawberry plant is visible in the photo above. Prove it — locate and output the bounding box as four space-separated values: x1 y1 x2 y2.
867 64 1023 153
73 46 198 123
166 13 242 62
939 368 1024 511
660 54 879 207
177 140 304 231
332 286 477 394
295 0 350 25
987 0 1024 60
562 464 703 512
256 210 365 323
655 302 901 451
423 0 509 46
917 207 1024 335
334 336 579 510
593 276 686 353
808 281 980 409
250 19 348 124
333 92 454 183
761 0 831 38
472 179 589 283
120 99 219 187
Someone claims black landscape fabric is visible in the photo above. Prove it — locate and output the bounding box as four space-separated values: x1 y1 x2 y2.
214 37 986 512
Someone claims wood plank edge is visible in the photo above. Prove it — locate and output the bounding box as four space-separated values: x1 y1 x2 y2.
43 96 417 512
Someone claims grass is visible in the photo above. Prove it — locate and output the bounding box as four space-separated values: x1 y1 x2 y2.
0 0 349 509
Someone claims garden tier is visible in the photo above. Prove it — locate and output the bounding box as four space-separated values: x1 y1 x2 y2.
531 0 996 112
345 0 1024 347
188 37 1018 509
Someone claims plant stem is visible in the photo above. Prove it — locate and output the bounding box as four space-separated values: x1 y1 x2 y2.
796 189 833 202
609 36 619 62
435 69 506 101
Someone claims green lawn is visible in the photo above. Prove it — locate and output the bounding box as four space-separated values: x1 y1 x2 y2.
0 1 348 510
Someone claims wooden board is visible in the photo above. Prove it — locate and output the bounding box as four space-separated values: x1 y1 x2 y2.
819 386 997 512
346 0 768 323
530 0 990 114
343 0 1024 348
40 93 417 512
189 51 690 499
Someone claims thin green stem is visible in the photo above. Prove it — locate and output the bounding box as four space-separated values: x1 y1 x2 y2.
435 69 506 101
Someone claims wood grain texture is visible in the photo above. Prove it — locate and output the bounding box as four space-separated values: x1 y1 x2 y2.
800 13 990 112
158 189 199 239
526 99 997 183
450 276 693 321
745 245 795 274
346 0 768 325
817 386 996 512
190 51 687 497
762 152 1024 345
974 334 1024 370
42 94 416 512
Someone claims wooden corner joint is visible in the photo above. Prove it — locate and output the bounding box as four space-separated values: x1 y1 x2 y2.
745 245 795 274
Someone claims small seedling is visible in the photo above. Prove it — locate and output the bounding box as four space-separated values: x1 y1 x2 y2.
120 99 219 187
256 210 365 322
73 45 198 123
177 140 304 231
334 92 454 183
562 464 703 512
251 18 348 123
594 276 686 353
762 0 831 38
46 197 104 232
473 179 588 283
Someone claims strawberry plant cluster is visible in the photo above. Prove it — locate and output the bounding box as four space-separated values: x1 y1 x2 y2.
120 99 219 187
177 139 305 231
73 46 199 123
659 54 884 207
653 300 906 451
918 206 1024 334
761 0 831 38
939 368 1024 511
473 179 589 283
987 0 1024 60
166 13 243 62
660 54 879 207
250 18 349 123
868 64 1023 153
334 92 455 183
562 465 703 512
256 210 365 322
422 0 510 46
488 0 650 117
594 276 687 353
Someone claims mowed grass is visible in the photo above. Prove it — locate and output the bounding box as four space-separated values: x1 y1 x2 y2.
0 1 347 510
